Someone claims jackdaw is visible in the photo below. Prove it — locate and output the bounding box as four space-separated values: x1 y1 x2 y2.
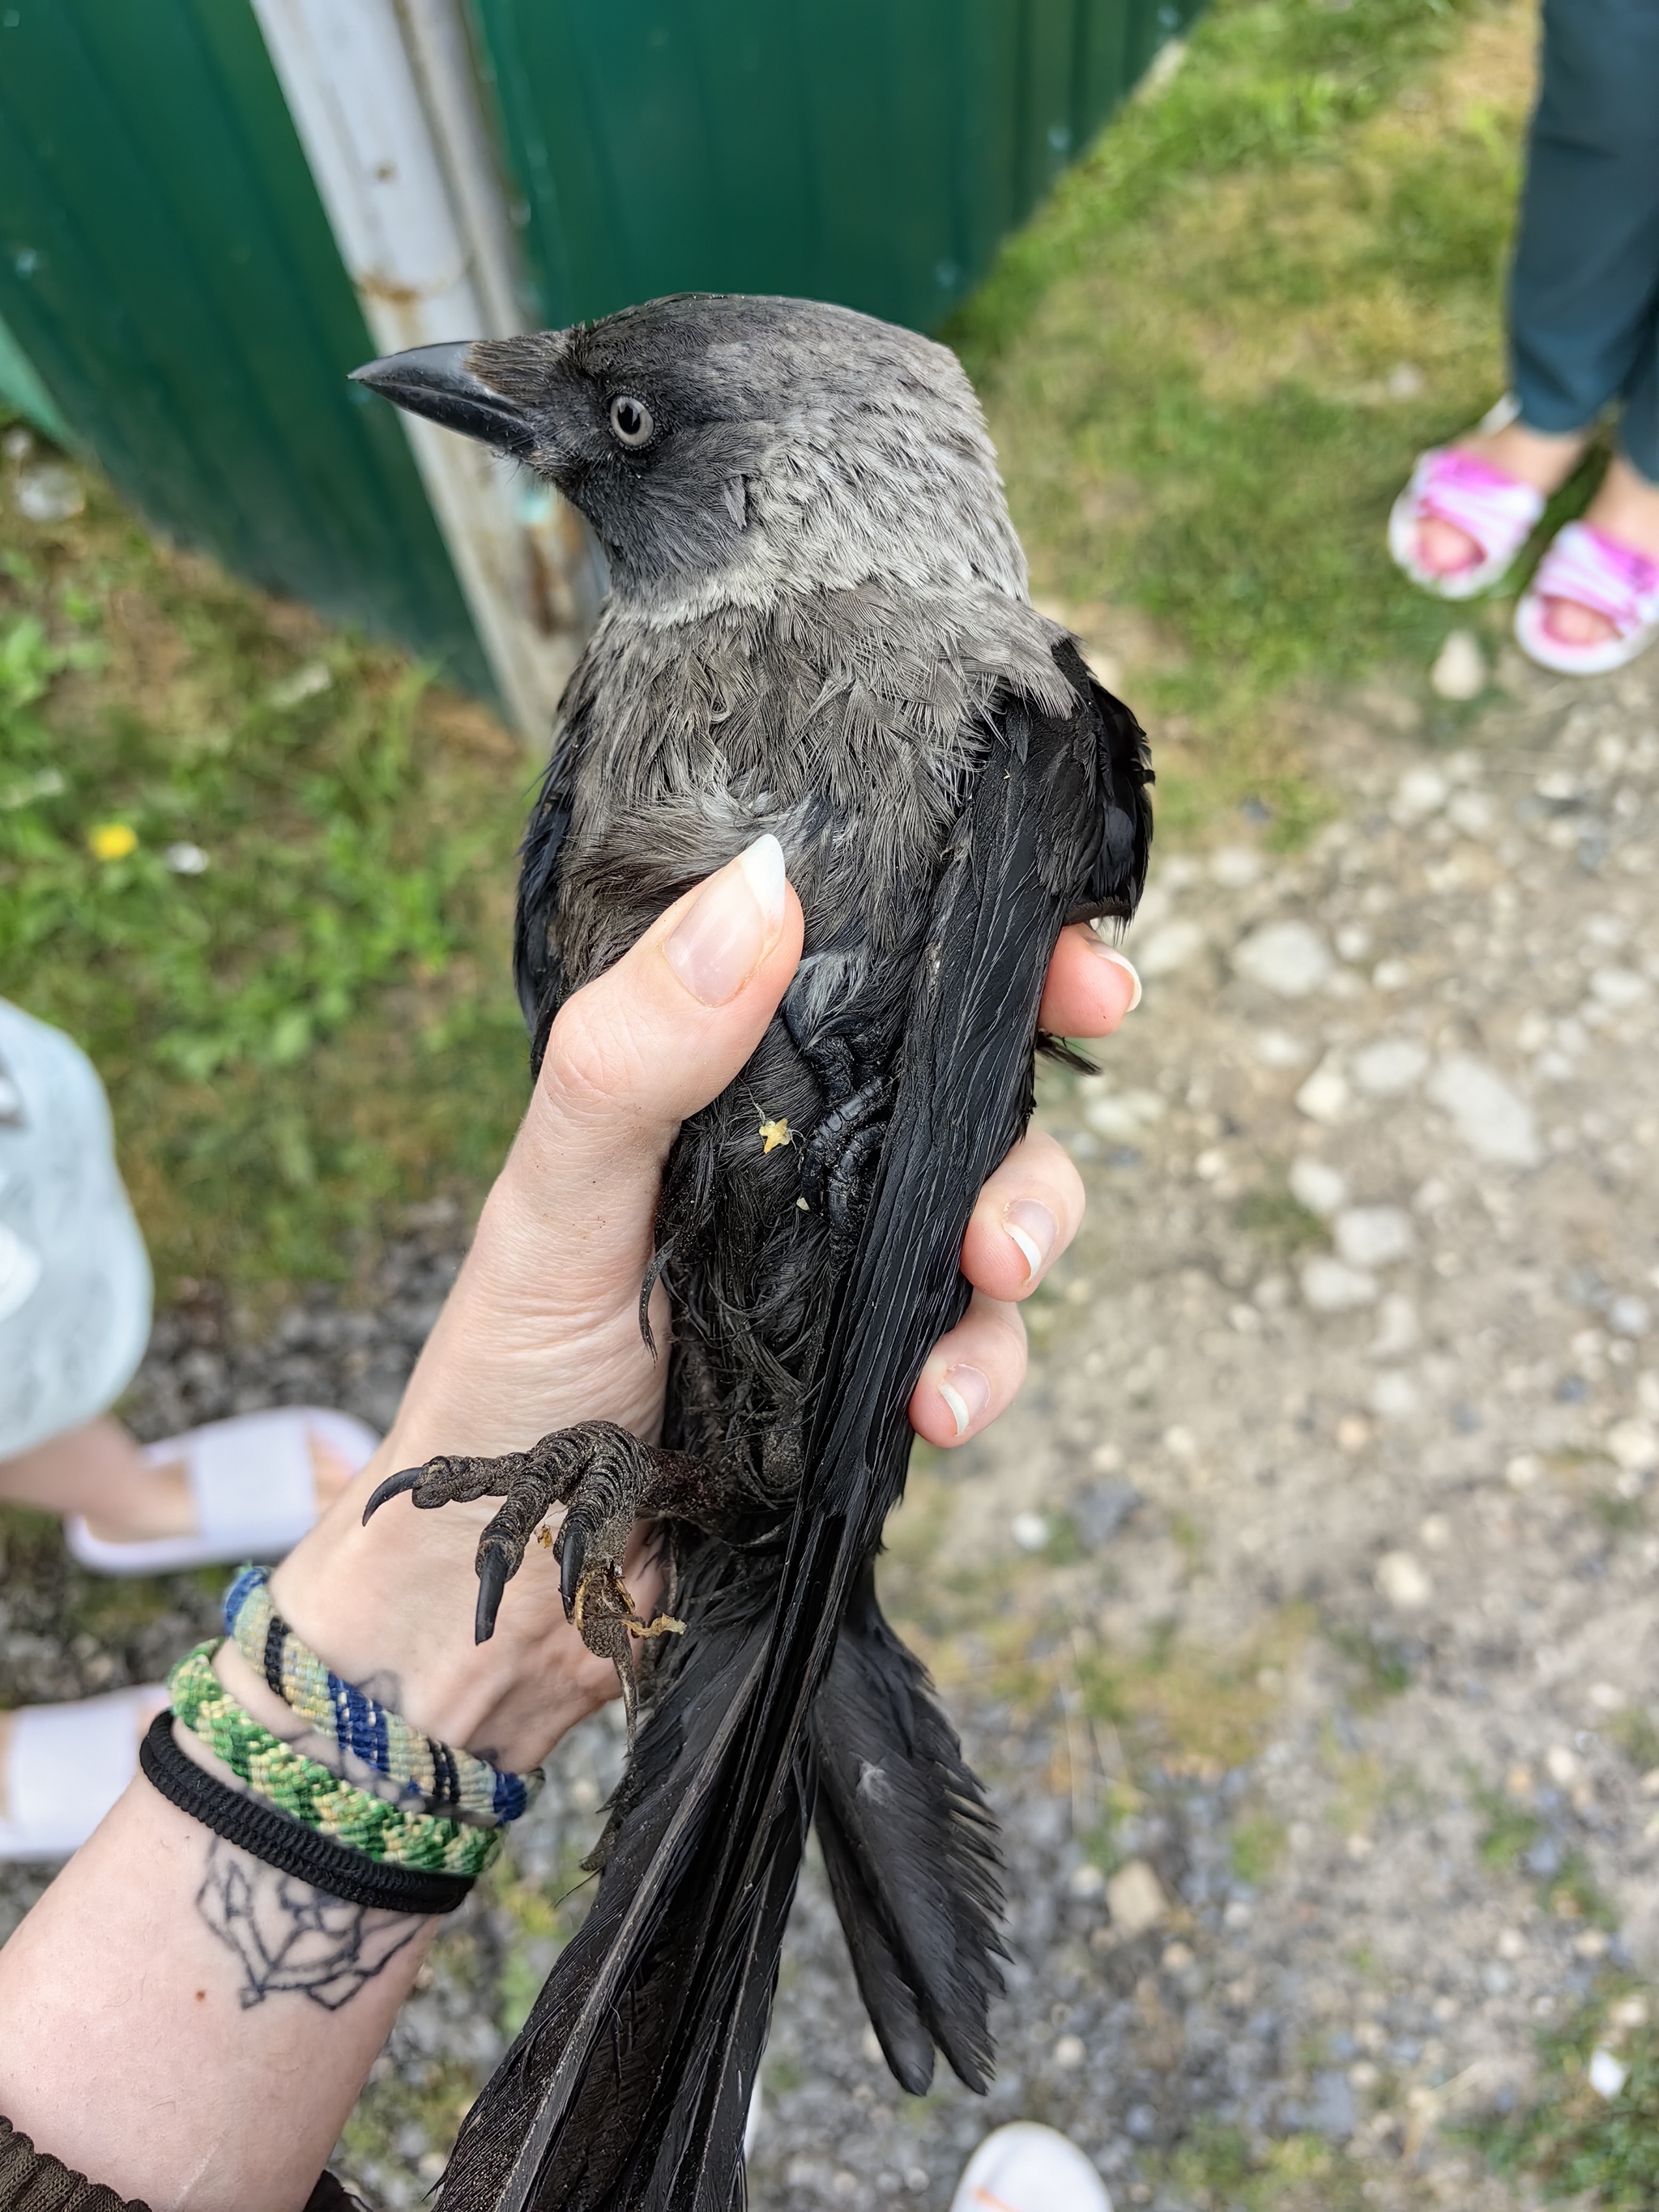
353 292 1151 2212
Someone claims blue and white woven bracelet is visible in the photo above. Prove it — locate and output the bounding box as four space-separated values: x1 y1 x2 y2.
224 1564 541 1826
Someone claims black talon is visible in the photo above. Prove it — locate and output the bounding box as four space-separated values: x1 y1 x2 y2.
560 1519 589 1617
475 1545 510 1645
363 1465 425 1525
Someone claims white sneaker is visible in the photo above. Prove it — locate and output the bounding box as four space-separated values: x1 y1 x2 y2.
949 2122 1114 2212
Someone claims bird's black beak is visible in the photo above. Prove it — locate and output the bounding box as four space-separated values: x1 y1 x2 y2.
350 341 534 455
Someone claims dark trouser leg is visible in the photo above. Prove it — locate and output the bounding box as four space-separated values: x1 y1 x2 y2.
1509 0 1659 479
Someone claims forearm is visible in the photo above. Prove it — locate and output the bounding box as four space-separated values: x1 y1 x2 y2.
0 1762 435 2211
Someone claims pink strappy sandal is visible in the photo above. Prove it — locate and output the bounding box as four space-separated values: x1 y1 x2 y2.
1388 445 1546 599
1515 519 1659 676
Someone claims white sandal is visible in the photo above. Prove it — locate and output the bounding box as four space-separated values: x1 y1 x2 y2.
0 1684 168 1860
950 2123 1113 2212
65 1406 379 1575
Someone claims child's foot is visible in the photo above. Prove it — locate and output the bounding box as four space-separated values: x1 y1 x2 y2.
1518 453 1659 664
1389 405 1585 599
64 1409 378 1574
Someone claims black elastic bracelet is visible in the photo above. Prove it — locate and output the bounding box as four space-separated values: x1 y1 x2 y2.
139 1712 473 1916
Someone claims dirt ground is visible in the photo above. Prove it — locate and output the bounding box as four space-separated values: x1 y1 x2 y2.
5 633 1658 2209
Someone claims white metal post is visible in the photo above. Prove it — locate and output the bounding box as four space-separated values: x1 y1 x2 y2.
250 0 599 744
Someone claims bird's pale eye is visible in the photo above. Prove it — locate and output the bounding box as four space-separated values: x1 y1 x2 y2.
608 394 654 448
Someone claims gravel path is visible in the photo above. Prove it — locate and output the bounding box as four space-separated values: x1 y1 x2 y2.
5 641 1658 2210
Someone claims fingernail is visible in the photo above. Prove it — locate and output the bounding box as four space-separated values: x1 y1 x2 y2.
937 1364 990 1439
1003 1199 1058 1282
1086 930 1142 1013
665 834 787 1006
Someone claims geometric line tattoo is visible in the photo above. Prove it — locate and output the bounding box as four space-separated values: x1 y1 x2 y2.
195 1839 420 2011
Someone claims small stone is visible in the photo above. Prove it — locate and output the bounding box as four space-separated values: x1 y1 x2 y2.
1606 1421 1659 1475
1235 919 1333 998
1211 844 1262 888
1289 1157 1348 1217
1334 923 1371 963
164 842 210 876
1371 957 1412 992
1375 1549 1432 1608
1351 1038 1429 1097
1337 1414 1371 1452
1295 1063 1351 1126
1610 1295 1652 1338
1588 1681 1625 1711
1073 1479 1143 1550
1371 1293 1420 1357
1162 1424 1197 1460
1255 1028 1311 1069
1107 1859 1166 1937
1162 1941 1194 1971
1011 1511 1049 1553
1545 1744 1578 1784
1430 631 1486 702
1053 2033 1087 2069
1068 1861 1107 1900
1589 2049 1628 2099
1590 966 1649 1010
1393 763 1452 820
267 659 333 709
1427 1055 1542 1168
1370 1370 1420 1420
1447 787 1495 837
1334 1205 1414 1269
1506 1451 1543 1490
14 462 84 523
1083 1089 1165 1143
862 2025 885 2063
1419 1512 1451 1550
1136 918 1206 977
1302 1258 1379 1313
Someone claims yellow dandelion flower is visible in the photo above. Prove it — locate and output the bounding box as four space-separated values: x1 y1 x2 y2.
88 821 138 861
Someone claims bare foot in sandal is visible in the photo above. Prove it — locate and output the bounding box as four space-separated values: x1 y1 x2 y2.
0 1409 377 1572
1413 417 1588 581
1525 453 1659 655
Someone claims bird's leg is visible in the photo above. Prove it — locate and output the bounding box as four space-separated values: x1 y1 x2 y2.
798 1075 895 1222
363 1421 721 1723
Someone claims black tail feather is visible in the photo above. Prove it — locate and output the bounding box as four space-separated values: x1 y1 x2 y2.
811 1565 1005 2096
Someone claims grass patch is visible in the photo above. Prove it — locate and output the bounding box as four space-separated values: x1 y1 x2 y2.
1609 1707 1659 1775
1162 2118 1370 2210
1472 1988 1659 2207
1326 1622 1414 1707
951 0 1539 825
1475 1785 1543 1875
1230 1810 1288 1886
1234 1186 1327 1257
1081 1605 1311 1771
0 456 533 1298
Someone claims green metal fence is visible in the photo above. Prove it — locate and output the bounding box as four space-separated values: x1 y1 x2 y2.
0 2 488 689
472 0 1193 332
0 0 1194 695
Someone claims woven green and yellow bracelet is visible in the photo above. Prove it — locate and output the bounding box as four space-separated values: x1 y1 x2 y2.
168 1643 502 1880
223 1564 540 1825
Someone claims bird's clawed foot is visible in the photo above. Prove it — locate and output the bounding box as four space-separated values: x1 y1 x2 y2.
364 1421 714 1712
